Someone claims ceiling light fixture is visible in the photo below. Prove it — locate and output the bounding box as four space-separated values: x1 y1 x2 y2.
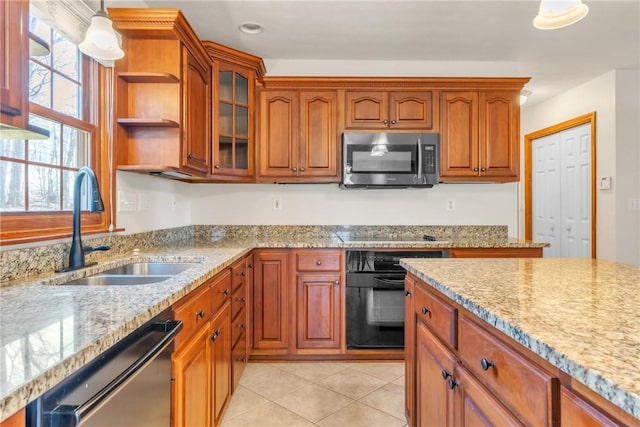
238 22 264 35
79 0 124 61
520 90 531 106
533 0 589 30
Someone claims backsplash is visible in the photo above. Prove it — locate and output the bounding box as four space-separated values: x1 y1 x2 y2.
2 224 508 284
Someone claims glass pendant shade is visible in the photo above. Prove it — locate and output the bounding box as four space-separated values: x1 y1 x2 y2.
533 0 589 30
79 11 124 61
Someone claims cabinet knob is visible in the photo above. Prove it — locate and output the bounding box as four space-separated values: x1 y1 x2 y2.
404 289 411 297
240 297 246 303
240 357 246 363
196 310 205 319
316 260 322 265
186 153 193 159
248 263 253 268
481 358 496 371
210 329 221 341
421 307 431 315
391 120 397 124
214 164 221 169
292 167 297 172
473 167 479 172
480 167 486 172
223 288 230 296
300 167 305 172
240 271 245 277
441 369 452 380
447 379 458 390
383 119 388 124
334 280 340 286
239 323 245 330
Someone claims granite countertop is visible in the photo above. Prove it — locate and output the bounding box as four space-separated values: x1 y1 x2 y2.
0 246 252 421
400 257 640 420
0 233 547 421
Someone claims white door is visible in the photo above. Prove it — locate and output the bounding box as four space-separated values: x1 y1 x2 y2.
532 123 592 257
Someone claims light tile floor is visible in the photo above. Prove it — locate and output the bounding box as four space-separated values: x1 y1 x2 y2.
221 362 407 427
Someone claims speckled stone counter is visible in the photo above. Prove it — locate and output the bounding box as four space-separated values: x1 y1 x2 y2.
400 258 640 420
0 225 547 422
0 246 252 421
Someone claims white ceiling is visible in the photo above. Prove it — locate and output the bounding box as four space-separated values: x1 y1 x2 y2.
106 0 640 106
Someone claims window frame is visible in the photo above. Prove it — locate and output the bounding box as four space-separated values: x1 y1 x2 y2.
0 50 114 245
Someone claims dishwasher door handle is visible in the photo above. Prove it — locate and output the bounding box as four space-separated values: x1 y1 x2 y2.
49 320 183 426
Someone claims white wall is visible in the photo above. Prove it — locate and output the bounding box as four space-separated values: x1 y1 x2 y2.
189 183 519 232
521 69 640 265
115 171 191 233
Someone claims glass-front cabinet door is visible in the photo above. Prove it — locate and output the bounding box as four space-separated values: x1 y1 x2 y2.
214 62 254 179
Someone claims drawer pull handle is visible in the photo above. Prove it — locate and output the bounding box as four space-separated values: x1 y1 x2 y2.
404 289 411 297
210 329 221 341
196 310 205 319
481 358 496 371
223 288 230 296
421 307 431 315
447 379 458 390
316 260 322 265
441 369 452 380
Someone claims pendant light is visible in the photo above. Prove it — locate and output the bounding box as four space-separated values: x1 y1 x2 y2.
533 0 589 30
79 0 124 61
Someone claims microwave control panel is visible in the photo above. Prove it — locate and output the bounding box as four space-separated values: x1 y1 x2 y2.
424 145 437 174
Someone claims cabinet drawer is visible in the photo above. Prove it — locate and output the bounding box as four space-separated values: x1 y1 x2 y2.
414 284 457 348
231 259 247 291
174 284 212 347
458 315 556 426
231 283 247 321
211 270 232 312
231 307 247 346
232 332 248 392
296 251 342 272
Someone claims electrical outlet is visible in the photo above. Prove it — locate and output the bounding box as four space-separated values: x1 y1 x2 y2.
446 199 455 211
273 198 283 210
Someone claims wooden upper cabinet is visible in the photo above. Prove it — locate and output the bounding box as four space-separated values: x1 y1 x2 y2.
182 46 211 174
203 41 265 181
0 0 26 121
440 90 520 182
345 90 437 130
110 8 213 180
258 90 339 182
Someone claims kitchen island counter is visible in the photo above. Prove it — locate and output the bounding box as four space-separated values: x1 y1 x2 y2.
401 257 640 420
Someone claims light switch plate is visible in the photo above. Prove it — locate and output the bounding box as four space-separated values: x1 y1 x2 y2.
598 176 612 190
118 191 138 212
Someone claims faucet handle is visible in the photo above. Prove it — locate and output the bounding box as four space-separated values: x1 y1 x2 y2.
84 245 111 253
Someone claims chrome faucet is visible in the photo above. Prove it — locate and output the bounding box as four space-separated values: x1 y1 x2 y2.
57 166 110 273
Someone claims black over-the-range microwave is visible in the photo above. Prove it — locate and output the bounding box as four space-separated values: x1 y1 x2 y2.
340 132 440 189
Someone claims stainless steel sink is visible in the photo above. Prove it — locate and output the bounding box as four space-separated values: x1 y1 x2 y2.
100 262 196 276
63 275 174 286
60 262 198 286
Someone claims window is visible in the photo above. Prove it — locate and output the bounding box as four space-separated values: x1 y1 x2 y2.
0 14 112 244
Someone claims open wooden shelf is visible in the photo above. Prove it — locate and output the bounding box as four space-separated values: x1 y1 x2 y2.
117 118 180 128
117 72 180 83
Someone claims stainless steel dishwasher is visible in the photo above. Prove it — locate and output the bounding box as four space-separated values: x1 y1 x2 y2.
27 309 182 427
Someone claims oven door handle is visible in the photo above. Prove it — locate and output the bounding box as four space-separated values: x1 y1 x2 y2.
373 276 406 287
46 320 183 426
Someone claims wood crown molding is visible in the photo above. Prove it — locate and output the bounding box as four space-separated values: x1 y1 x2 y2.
202 40 266 78
259 76 531 90
108 8 210 62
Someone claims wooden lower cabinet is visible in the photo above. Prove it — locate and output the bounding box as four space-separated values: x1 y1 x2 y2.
252 249 291 354
449 247 543 258
296 272 341 350
416 322 455 427
405 273 638 427
0 409 25 427
172 271 232 427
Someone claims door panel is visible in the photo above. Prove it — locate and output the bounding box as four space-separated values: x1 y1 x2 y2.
440 92 479 177
296 273 341 349
532 133 561 257
259 91 298 176
300 91 338 177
